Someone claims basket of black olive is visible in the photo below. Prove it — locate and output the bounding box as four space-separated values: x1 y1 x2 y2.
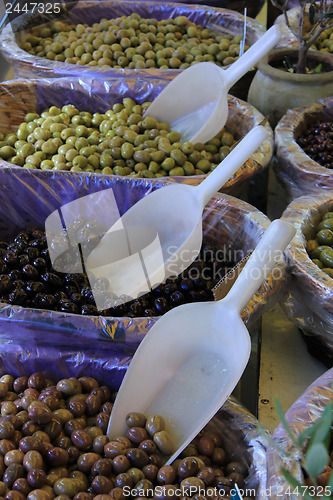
266 367 333 499
0 77 273 197
0 363 270 500
280 191 333 367
0 0 265 87
274 96 333 201
0 165 286 352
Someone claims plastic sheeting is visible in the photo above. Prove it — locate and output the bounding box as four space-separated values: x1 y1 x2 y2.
0 77 274 196
280 192 333 356
266 367 333 499
274 97 333 201
0 0 265 81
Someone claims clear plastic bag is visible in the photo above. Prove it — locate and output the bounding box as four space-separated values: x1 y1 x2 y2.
266 367 333 499
0 77 273 196
280 192 333 363
275 97 333 201
0 0 265 80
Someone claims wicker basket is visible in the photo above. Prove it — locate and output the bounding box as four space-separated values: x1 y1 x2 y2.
0 77 274 197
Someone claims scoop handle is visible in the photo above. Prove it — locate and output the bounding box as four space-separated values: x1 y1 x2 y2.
224 219 296 313
224 25 281 89
195 125 268 207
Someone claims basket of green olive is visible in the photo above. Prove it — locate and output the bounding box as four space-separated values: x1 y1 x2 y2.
0 366 270 500
274 97 333 201
0 0 265 87
0 77 273 196
280 191 333 366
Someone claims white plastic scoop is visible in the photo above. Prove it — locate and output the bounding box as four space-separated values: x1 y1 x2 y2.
86 125 268 309
144 25 281 144
107 219 296 463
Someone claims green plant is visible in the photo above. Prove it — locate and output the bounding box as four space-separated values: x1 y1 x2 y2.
270 0 333 73
274 396 333 499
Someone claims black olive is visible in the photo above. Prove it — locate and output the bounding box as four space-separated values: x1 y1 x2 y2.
12 280 25 290
81 288 95 304
33 293 57 309
70 293 82 305
18 254 30 268
65 285 78 296
24 247 40 260
143 308 155 317
0 275 12 294
40 272 63 288
31 229 44 239
59 300 79 314
163 283 178 296
0 242 8 250
0 260 7 274
154 297 169 315
25 281 45 294
54 291 68 301
22 265 39 281
32 257 47 270
128 300 143 316
4 251 18 267
169 291 185 305
179 279 193 293
8 270 22 281
81 304 98 315
8 288 28 305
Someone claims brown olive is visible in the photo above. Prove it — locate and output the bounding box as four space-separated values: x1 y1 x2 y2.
78 378 99 393
196 467 215 485
157 465 176 485
0 439 15 455
145 416 164 436
0 420 15 440
74 494 94 500
127 467 144 484
13 378 28 394
109 487 126 500
4 450 24 466
0 376 14 391
113 437 131 449
227 472 245 489
77 453 101 474
66 446 80 464
12 477 32 496
21 421 41 437
142 464 158 482
19 437 43 454
27 489 51 500
125 448 149 469
28 374 46 392
153 431 173 456
203 431 223 448
46 447 69 467
112 455 130 475
46 466 68 487
56 379 82 397
101 403 112 416
85 395 101 416
32 432 50 445
0 383 9 399
67 401 86 418
71 430 92 451
115 473 132 489
3 464 25 488
95 413 109 434
69 471 89 490
91 476 113 494
5 490 26 500
125 413 146 429
53 478 82 497
225 461 247 476
54 437 71 450
104 442 126 459
211 447 226 466
27 469 47 488
90 458 113 477
23 450 44 471
53 411 73 426
197 436 214 457
178 458 198 479
126 427 148 445
147 454 162 468
43 419 62 441
92 436 108 455
28 404 52 425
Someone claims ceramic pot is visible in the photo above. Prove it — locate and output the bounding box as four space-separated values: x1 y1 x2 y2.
247 49 333 128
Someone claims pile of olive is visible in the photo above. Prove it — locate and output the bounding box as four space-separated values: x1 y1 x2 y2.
0 226 235 316
0 99 237 177
0 372 251 500
306 211 333 277
310 26 333 54
21 13 248 69
297 120 333 169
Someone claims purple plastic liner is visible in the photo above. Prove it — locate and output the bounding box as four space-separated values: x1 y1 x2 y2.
0 1 265 81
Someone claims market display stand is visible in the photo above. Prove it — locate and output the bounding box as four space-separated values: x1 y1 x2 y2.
0 1 328 435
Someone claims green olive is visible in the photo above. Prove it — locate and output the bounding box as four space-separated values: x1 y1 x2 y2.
316 229 333 245
317 219 333 231
320 247 333 268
